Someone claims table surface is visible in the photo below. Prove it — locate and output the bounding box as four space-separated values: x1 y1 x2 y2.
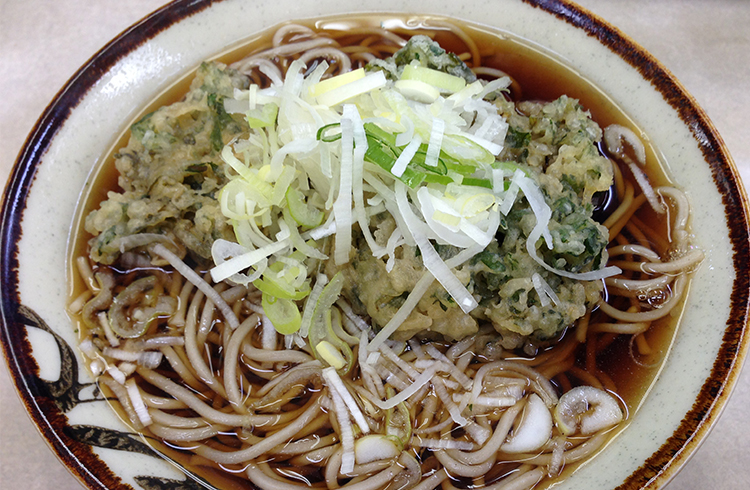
1 1 748 489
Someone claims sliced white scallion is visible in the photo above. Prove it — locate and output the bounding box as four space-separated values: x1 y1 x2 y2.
281 210 328 260
432 377 469 426
446 80 484 106
417 188 472 248
477 76 512 99
459 209 499 248
391 135 422 178
472 395 520 408
316 71 387 107
384 228 404 273
126 378 152 426
333 115 354 265
423 344 473 390
317 340 347 370
267 137 317 182
339 301 371 333
89 359 104 377
526 223 622 281
323 366 370 435
514 173 553 249
211 239 266 286
305 214 337 241
491 168 506 196
119 363 137 379
362 172 416 247
400 64 467 93
395 116 415 147
259 63 284 87
425 118 445 167
97 311 119 347
221 146 272 194
366 351 381 366
106 365 126 384
327 376 356 474
499 169 523 215
137 351 164 369
319 142 333 178
270 165 298 206
210 239 289 284
281 59 307 96
371 365 438 410
463 133 503 156
102 347 163 368
471 113 508 151
413 438 474 451
301 61 329 97
395 79 440 103
378 343 421 380
346 105 386 258
395 182 478 314
79 339 99 357
309 67 365 98
532 273 560 307
548 436 566 476
511 172 620 280
223 97 249 114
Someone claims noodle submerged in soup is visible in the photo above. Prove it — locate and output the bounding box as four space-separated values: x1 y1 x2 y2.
69 15 703 490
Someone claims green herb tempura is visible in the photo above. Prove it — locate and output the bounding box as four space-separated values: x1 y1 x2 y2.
85 37 616 354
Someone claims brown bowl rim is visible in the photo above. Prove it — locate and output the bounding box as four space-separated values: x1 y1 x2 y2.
1 1 748 489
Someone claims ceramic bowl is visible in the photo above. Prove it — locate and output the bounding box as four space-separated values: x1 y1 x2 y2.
1 0 748 489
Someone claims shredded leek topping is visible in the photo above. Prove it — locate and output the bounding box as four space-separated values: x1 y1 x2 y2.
85 36 619 353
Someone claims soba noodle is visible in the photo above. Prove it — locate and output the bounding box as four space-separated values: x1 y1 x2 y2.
69 17 703 490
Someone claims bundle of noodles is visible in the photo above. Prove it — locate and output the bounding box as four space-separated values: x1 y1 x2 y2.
69 18 703 490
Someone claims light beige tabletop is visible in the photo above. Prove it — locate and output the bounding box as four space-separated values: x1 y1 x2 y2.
1 1 748 489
